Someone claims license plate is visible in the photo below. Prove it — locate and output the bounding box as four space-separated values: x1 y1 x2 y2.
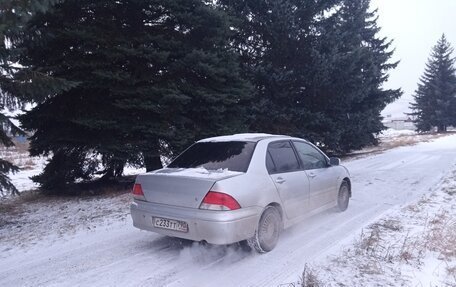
153 217 188 233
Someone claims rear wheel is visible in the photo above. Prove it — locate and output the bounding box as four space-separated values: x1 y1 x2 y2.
337 181 350 212
247 206 282 253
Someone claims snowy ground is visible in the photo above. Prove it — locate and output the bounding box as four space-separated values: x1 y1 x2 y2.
288 167 456 286
0 133 455 286
0 143 145 197
0 142 46 194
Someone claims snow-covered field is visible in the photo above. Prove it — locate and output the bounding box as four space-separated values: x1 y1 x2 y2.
0 133 455 286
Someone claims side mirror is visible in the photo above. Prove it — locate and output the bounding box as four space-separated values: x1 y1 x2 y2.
329 157 340 166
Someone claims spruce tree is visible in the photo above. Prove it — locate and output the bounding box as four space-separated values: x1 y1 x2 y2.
220 0 341 135
0 0 64 195
17 0 252 190
410 35 456 132
308 0 402 152
221 0 401 153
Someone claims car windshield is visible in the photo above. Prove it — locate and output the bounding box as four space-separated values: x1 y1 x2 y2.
167 141 256 172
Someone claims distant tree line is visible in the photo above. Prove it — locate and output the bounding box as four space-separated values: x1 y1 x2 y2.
1 0 402 192
410 35 456 132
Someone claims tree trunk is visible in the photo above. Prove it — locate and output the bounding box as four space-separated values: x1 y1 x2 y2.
101 158 126 181
144 154 162 172
437 125 447 133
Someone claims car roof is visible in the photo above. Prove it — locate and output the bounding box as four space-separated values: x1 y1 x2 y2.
197 133 294 143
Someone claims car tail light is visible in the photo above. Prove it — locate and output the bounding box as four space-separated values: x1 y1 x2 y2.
199 191 241 211
132 183 145 201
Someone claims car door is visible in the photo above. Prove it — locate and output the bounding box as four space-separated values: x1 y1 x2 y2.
267 141 310 219
292 141 339 210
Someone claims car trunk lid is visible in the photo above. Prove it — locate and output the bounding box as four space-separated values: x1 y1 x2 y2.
135 168 243 208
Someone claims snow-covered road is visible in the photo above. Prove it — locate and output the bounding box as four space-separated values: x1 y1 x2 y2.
1 135 455 287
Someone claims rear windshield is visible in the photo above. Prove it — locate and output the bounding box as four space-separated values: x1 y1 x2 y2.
167 141 256 172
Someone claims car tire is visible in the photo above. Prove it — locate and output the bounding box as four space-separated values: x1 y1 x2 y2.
247 206 282 253
337 181 350 212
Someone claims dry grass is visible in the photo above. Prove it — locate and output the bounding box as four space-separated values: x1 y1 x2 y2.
0 140 43 170
351 221 423 267
442 171 456 196
403 196 432 213
301 265 323 287
344 132 454 160
422 209 456 284
381 132 454 150
351 209 455 267
355 226 381 254
446 265 456 283
277 265 324 287
425 211 456 258
293 206 448 285
405 203 420 213
310 175 456 286
373 219 403 232
444 185 456 196
381 134 441 149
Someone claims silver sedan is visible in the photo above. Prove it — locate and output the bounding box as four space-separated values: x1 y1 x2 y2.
130 133 351 253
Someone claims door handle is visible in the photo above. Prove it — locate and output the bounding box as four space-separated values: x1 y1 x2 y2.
308 173 316 178
275 177 286 184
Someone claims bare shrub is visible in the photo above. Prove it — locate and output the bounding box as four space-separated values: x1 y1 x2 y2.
424 211 456 259
301 265 323 287
444 186 456 195
446 265 456 283
356 226 381 255
358 261 383 275
405 204 420 213
375 219 403 232
353 220 424 266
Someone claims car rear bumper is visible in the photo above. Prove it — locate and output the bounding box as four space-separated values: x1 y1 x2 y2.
130 200 262 245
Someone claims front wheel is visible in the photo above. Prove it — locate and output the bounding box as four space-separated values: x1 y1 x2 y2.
247 206 282 253
337 181 350 212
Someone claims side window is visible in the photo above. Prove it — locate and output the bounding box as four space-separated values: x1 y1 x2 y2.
267 141 300 173
266 151 276 173
293 141 328 170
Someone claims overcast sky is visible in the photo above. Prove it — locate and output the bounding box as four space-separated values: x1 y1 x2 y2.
371 0 456 118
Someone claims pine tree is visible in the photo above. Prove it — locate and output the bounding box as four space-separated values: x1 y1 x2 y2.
17 0 252 190
410 35 456 132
